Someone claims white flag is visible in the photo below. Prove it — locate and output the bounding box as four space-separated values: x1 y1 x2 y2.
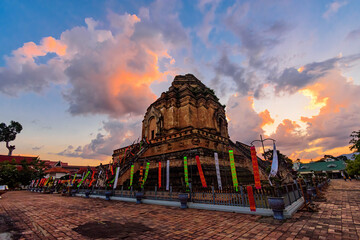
214 152 222 190
113 167 120 189
268 142 278 186
166 160 170 191
96 170 102 187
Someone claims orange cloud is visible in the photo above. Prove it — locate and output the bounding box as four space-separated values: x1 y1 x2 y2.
297 66 305 73
289 145 352 163
259 109 274 127
41 37 67 56
15 42 45 58
227 94 264 144
288 69 360 161
299 88 328 110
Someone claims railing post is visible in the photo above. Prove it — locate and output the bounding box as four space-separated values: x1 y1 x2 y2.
189 183 192 202
121 185 123 197
155 185 157 200
130 186 133 197
240 186 245 207
285 185 291 205
292 184 297 201
294 179 301 197
212 186 215 204
170 186 172 200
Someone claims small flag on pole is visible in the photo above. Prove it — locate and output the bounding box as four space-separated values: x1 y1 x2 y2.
268 142 278 186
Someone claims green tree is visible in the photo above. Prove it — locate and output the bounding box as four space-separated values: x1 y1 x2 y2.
0 160 19 188
0 157 45 188
346 154 360 176
0 121 23 156
18 158 46 186
349 130 360 153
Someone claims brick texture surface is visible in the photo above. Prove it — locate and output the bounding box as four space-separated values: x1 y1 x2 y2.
0 179 359 239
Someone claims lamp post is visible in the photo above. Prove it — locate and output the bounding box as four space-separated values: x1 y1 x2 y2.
252 136 285 220
250 135 276 161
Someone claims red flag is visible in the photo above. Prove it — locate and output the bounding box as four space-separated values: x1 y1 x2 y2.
247 186 256 212
250 146 262 189
158 162 161 188
89 171 96 187
40 178 46 186
196 156 207 188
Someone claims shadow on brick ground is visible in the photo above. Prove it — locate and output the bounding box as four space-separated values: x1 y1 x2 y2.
0 214 22 240
72 221 152 239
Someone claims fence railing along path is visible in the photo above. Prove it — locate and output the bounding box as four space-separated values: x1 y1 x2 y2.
78 182 303 209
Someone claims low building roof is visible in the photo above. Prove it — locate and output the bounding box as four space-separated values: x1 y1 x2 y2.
0 155 38 164
298 160 346 172
44 167 70 174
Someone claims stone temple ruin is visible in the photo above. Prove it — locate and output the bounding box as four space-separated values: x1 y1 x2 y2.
111 74 280 190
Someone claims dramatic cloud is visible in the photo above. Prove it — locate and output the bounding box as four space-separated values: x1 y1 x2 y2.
268 119 307 156
0 37 67 95
272 54 360 95
0 2 188 118
211 1 292 98
60 9 185 118
196 0 221 46
300 69 360 150
259 109 274 127
267 68 360 160
212 53 248 95
226 53 360 161
57 118 142 160
323 1 348 19
226 94 264 144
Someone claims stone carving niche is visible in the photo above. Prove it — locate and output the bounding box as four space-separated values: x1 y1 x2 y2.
142 106 163 140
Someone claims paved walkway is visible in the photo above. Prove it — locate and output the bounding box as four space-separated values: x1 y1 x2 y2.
0 179 359 240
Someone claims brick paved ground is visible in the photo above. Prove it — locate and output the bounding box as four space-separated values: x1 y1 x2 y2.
0 179 359 240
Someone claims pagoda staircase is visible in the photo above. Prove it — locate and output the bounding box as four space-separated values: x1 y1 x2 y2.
116 141 150 186
231 140 270 176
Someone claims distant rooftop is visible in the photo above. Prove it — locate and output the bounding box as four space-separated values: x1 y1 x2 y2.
298 160 346 173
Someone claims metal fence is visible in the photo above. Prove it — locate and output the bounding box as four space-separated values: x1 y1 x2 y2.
190 183 302 208
78 182 303 209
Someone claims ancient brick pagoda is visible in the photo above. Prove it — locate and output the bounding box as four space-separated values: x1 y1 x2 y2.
113 74 270 190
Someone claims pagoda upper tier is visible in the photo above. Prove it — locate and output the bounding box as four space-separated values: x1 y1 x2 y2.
142 74 228 140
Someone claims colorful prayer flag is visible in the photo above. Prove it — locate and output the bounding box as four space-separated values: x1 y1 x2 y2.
77 171 91 188
139 164 144 184
142 162 150 187
113 167 120 189
229 150 239 191
184 156 189 189
158 162 162 188
196 156 207 188
129 165 134 188
214 152 222 190
71 174 77 186
166 160 170 191
251 146 262 189
247 186 256 211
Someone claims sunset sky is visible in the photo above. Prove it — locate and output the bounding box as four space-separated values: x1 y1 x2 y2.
1 0 359 166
